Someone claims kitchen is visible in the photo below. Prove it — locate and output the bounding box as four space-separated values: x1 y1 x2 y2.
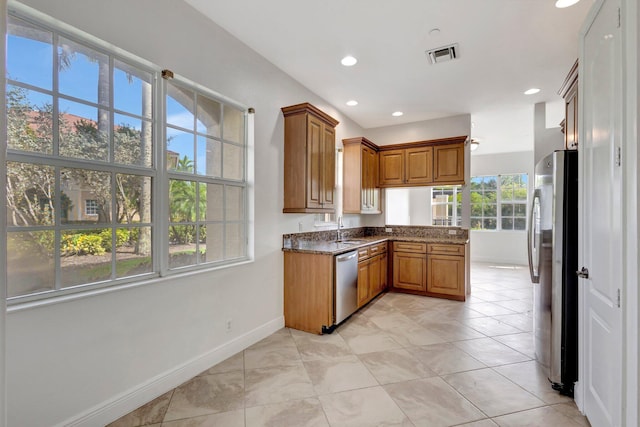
2 1 638 427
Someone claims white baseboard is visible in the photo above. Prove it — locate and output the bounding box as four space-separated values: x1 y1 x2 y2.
61 316 284 427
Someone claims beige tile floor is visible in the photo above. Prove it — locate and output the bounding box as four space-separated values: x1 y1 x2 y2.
108 263 590 427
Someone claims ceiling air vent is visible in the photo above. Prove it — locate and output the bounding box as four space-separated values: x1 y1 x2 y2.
425 43 459 65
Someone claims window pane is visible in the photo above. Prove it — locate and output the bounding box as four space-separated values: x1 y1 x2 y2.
7 85 54 154
168 227 197 269
223 143 244 180
166 129 194 171
226 223 245 259
501 186 513 201
166 84 194 130
515 203 527 216
116 227 152 278
58 37 109 105
115 114 153 167
484 176 498 190
205 223 224 262
116 174 152 224
483 218 497 230
223 105 244 143
226 186 244 222
61 168 111 224
114 59 152 118
515 218 527 230
6 162 56 226
169 179 197 222
196 136 221 177
501 204 514 216
502 218 514 230
201 183 223 221
60 228 112 288
470 177 483 190
197 224 207 263
59 98 109 161
196 96 221 137
7 231 55 298
484 203 497 217
484 190 497 203
7 16 53 90
470 218 482 230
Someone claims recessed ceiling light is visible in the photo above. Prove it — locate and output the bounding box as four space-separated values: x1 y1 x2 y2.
392 111 403 117
555 0 581 8
341 55 358 66
346 100 358 106
524 88 540 95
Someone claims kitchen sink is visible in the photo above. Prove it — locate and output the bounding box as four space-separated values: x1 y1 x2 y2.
336 240 366 245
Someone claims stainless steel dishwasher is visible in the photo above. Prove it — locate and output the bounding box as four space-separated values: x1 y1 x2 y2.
335 250 359 324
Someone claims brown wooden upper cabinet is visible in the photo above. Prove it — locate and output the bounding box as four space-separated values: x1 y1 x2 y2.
281 103 339 213
559 59 578 150
378 136 466 187
343 137 380 214
433 143 464 184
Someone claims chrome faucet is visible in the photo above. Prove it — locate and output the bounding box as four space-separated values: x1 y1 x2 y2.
336 216 344 241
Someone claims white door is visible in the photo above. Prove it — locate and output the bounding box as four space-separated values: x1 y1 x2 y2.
580 0 623 426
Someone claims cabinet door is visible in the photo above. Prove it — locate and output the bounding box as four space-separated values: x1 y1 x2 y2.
427 254 464 297
405 146 433 185
565 86 578 150
368 255 381 301
392 251 426 291
362 146 379 210
306 115 324 209
379 252 388 293
379 149 405 186
321 124 336 208
433 143 464 184
357 259 370 307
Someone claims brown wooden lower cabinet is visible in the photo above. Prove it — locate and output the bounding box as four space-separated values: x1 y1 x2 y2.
357 242 388 308
284 251 333 334
391 241 467 301
427 254 465 301
392 251 427 292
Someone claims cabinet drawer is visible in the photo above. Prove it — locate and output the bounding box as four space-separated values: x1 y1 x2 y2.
369 242 387 256
393 242 427 253
358 247 370 260
427 243 464 256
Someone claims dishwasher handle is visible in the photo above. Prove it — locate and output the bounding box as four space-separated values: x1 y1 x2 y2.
336 252 358 262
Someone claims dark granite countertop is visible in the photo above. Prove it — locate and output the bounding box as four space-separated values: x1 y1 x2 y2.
282 234 469 255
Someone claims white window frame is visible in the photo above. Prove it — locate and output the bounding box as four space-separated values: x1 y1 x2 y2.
470 173 528 231
5 5 251 305
431 186 462 227
85 199 98 216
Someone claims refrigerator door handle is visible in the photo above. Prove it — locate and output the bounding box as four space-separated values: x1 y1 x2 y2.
528 189 541 283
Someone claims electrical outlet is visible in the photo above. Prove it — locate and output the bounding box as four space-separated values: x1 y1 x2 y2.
226 319 232 332
385 227 393 233
448 229 458 235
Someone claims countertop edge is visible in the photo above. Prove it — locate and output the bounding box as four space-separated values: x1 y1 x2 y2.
282 235 469 255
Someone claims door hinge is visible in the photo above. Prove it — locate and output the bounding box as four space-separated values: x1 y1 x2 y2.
616 146 622 167
617 289 621 308
617 7 621 28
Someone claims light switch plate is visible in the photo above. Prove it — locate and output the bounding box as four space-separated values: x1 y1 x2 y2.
448 229 458 235
385 228 393 232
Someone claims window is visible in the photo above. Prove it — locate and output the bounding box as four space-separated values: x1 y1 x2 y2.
85 200 98 216
165 79 247 269
431 186 462 226
470 174 527 231
5 11 249 302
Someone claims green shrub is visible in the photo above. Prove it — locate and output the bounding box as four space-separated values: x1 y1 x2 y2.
62 233 105 256
98 229 130 252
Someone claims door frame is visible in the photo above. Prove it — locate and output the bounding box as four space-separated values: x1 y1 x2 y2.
576 1 639 425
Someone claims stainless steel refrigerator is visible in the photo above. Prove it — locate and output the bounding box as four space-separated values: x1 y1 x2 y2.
528 150 578 396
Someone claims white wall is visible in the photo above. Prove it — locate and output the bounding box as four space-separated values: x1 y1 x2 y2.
470 150 534 265
6 1 367 425
534 102 565 166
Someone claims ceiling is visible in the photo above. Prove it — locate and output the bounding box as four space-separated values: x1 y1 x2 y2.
184 0 593 154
